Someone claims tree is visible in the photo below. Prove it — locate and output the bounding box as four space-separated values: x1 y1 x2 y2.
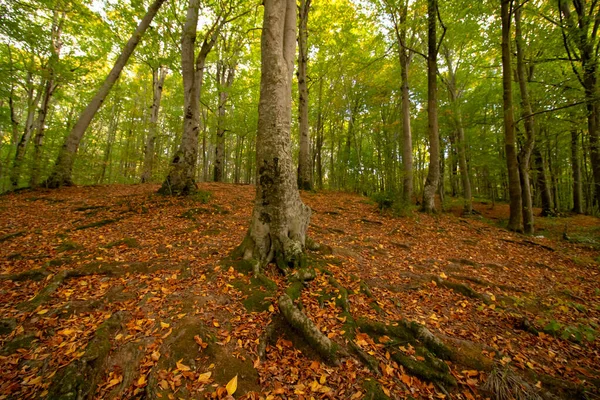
297 0 312 190
236 0 310 272
501 0 523 231
422 0 443 213
43 0 167 188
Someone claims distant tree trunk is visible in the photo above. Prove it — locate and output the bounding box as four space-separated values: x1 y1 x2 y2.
98 103 120 184
201 108 209 182
515 7 534 234
389 0 414 203
160 6 222 194
31 10 64 187
214 61 235 182
11 72 43 189
534 146 554 216
236 0 310 269
44 0 166 188
442 48 472 213
141 66 167 183
571 129 584 213
422 0 440 213
501 0 523 231
315 78 324 190
297 0 312 191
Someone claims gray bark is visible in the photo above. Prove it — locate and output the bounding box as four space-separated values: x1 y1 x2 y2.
571 130 583 213
422 0 440 213
515 7 534 234
297 0 312 191
501 0 523 231
160 8 223 194
141 66 167 183
214 60 235 182
44 0 166 188
237 0 311 268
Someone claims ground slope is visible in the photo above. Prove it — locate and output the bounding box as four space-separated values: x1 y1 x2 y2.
0 183 598 399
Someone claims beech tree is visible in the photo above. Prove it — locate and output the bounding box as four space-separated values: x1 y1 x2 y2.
43 0 167 188
297 0 312 191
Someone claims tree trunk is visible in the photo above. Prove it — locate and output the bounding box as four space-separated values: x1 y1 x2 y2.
214 61 235 182
534 146 554 216
11 72 43 189
297 0 312 191
442 48 472 213
31 10 64 187
501 0 523 231
236 0 310 270
315 78 324 190
390 0 414 204
571 130 584 213
44 0 166 188
141 66 167 183
160 7 222 194
422 0 440 213
515 7 534 234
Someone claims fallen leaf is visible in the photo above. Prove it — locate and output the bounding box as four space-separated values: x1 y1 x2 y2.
226 375 237 395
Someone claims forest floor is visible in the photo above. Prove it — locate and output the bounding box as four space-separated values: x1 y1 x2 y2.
0 183 599 400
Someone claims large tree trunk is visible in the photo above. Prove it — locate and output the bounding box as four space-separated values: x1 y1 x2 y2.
501 0 523 231
141 66 167 183
214 61 235 182
515 7 535 234
297 0 312 191
44 0 166 188
422 0 440 213
315 78 324 190
236 0 310 270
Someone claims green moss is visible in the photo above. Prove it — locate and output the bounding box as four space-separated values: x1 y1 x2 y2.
286 281 305 302
56 241 82 252
0 231 25 243
1 334 36 355
191 190 211 203
233 274 277 312
390 351 457 387
362 378 391 400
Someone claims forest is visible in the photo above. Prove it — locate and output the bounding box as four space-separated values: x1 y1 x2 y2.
0 0 599 399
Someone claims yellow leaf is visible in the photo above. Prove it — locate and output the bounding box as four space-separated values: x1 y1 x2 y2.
310 380 321 392
176 359 191 372
198 371 212 384
107 377 122 389
268 304 275 312
440 272 447 279
213 321 220 327
319 374 327 384
25 376 43 385
137 374 147 387
59 328 76 336
226 375 238 395
37 309 49 315
151 351 160 361
160 321 170 329
526 362 535 370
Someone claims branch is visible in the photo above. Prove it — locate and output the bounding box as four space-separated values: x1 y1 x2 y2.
515 97 600 123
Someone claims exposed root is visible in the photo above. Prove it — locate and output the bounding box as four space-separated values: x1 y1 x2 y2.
482 366 542 400
278 294 339 364
16 262 189 311
47 311 128 399
258 320 277 360
1 267 50 281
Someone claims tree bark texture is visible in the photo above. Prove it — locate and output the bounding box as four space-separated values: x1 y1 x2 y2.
214 61 235 182
571 130 584 213
501 0 523 231
422 0 440 213
237 0 311 269
141 66 167 183
31 10 64 187
515 7 534 234
160 9 222 194
534 146 554 216
297 0 312 191
44 0 166 188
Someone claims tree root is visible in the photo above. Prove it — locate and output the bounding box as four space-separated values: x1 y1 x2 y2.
16 262 189 311
47 311 128 399
278 294 339 364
